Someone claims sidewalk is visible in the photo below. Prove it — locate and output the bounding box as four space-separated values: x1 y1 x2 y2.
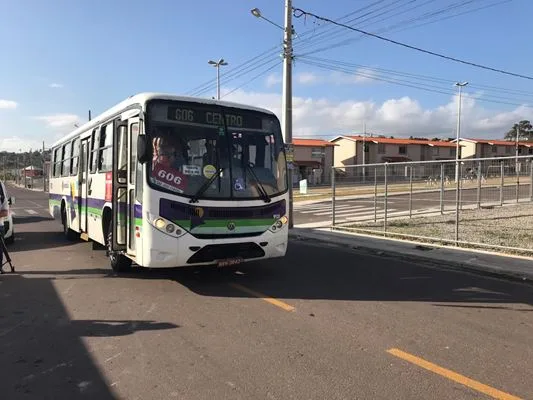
9 181 46 192
288 227 533 283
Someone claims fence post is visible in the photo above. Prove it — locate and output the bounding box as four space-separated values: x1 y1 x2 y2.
530 160 533 201
500 161 504 206
440 163 444 214
331 167 336 227
409 165 413 218
454 159 460 245
384 163 388 233
476 160 481 208
516 159 520 204
374 167 377 222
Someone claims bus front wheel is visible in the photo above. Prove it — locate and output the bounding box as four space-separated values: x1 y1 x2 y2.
105 226 132 273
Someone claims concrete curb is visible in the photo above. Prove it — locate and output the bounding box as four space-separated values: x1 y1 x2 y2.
288 228 533 284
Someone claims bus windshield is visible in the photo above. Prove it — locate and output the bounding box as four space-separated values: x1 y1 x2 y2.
146 100 288 201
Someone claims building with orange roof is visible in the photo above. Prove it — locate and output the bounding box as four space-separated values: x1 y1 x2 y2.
453 138 533 159
292 138 337 185
330 134 457 171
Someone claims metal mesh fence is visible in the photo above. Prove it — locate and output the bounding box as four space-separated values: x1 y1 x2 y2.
331 155 533 255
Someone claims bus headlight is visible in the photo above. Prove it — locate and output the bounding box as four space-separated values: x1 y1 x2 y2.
269 215 288 233
154 218 166 229
148 213 185 237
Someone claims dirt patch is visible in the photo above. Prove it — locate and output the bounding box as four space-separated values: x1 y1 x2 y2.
336 203 533 256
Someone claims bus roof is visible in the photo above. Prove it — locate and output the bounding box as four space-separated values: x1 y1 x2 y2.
50 92 277 148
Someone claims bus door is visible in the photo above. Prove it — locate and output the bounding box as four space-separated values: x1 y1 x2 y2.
79 138 90 233
111 114 140 255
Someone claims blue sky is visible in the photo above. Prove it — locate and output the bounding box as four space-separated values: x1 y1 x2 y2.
1 0 532 151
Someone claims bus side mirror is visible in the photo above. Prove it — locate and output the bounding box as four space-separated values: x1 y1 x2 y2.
8 196 15 206
137 135 149 164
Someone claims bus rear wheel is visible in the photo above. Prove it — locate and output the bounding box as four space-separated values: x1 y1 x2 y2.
62 207 78 241
105 226 132 273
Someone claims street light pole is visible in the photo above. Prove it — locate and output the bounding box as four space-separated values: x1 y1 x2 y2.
515 125 520 158
362 122 366 184
208 58 228 100
454 81 468 183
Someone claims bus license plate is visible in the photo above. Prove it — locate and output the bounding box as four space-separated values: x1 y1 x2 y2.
217 257 244 267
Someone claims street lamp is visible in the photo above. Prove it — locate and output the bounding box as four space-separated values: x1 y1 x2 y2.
453 81 467 244
250 8 285 30
208 58 228 100
454 81 468 183
251 2 294 228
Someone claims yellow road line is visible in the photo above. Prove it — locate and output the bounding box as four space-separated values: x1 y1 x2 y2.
229 283 295 312
387 348 522 400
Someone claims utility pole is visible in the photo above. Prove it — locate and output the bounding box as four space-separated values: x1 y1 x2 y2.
282 0 294 228
250 2 294 227
89 110 92 121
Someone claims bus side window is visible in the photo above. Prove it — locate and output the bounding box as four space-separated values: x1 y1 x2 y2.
89 129 99 174
53 147 61 178
98 123 113 172
61 142 71 177
71 138 80 176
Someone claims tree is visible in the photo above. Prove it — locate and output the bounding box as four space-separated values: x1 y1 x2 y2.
504 120 533 141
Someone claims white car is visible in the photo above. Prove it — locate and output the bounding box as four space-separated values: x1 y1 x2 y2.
0 180 15 244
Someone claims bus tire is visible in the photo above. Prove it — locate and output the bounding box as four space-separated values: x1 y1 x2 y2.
105 225 132 273
61 205 79 241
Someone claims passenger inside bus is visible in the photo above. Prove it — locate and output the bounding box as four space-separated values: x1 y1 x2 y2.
152 135 187 171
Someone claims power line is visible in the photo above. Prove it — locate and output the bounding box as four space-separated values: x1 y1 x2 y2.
302 55 533 98
298 58 533 108
296 0 390 45
296 0 430 54
292 5 533 81
185 1 404 98
296 0 481 56
186 47 280 97
391 0 513 34
221 60 282 99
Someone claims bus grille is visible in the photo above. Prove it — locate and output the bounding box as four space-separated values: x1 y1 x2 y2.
191 232 263 239
186 242 265 264
161 199 286 220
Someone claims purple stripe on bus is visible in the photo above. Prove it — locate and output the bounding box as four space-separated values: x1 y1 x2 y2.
50 194 143 219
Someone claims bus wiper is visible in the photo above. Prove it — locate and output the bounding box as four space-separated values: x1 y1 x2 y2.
189 168 223 203
245 162 271 203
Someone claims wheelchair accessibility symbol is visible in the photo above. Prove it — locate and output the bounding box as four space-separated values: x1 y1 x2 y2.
234 178 245 191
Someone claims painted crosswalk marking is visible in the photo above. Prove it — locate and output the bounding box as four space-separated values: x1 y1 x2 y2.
294 200 441 227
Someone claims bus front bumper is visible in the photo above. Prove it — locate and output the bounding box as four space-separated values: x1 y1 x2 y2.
141 223 288 268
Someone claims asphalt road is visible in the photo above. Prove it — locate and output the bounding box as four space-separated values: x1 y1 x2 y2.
1 183 533 399
295 183 532 227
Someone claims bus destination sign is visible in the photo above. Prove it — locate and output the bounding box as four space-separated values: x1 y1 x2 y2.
166 106 263 130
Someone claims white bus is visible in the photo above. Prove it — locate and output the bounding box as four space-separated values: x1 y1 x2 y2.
48 93 289 272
